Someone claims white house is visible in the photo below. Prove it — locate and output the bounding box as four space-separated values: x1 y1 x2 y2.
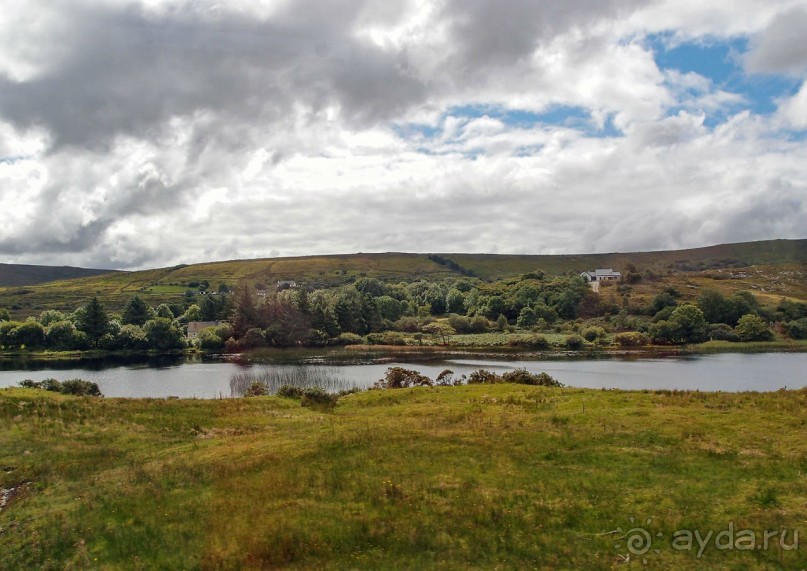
187 321 220 339
579 268 621 282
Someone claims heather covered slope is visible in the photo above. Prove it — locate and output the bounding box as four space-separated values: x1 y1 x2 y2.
0 239 804 314
0 263 117 287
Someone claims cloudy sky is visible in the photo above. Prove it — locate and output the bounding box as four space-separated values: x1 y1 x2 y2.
1 0 806 270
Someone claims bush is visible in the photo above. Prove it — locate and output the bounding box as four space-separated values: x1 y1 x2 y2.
466 369 501 384
277 385 305 399
366 331 408 345
301 387 338 410
21 378 102 396
508 334 550 349
374 367 432 389
614 332 650 347
707 323 739 342
197 328 225 351
501 368 563 387
60 379 103 396
785 318 807 340
565 335 584 350
244 381 269 397
333 332 364 345
735 314 774 342
435 369 462 386
582 326 606 342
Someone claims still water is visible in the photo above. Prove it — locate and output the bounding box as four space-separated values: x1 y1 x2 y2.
1 350 806 398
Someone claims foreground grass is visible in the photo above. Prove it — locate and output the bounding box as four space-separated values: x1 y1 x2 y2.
2 386 806 569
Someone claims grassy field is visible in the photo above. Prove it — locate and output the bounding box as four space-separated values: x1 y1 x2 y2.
1 239 804 316
2 385 806 569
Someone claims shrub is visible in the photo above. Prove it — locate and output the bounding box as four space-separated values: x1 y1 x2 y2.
785 318 807 340
392 316 420 333
277 385 305 399
707 323 739 342
735 314 774 342
565 335 584 350
466 369 501 384
197 328 225 351
501 368 563 387
508 334 550 349
333 332 364 345
469 315 490 333
374 367 432 389
435 369 460 386
367 331 408 345
582 326 606 342
40 378 64 392
301 387 338 410
60 379 103 397
244 381 269 397
614 332 650 347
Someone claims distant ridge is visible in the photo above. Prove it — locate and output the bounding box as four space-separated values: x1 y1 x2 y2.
0 263 119 287
0 239 804 314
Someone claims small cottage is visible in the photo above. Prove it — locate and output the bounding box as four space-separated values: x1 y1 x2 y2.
579 268 621 282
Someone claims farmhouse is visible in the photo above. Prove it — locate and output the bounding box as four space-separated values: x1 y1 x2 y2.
579 268 621 282
186 321 221 339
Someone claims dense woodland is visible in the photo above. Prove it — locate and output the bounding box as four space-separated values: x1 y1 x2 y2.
1 270 806 352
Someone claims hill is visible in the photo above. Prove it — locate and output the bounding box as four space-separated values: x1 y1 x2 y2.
0 239 804 315
0 263 117 287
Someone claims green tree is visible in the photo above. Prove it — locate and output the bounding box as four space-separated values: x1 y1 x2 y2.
77 297 110 347
117 324 149 350
670 304 707 343
143 318 185 350
180 304 203 323
445 288 466 314
698 290 739 326
517 306 537 327
122 296 152 326
155 304 175 320
38 310 66 327
15 321 46 348
422 322 456 345
735 314 773 342
46 321 87 350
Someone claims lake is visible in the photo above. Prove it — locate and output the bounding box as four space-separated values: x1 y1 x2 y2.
1 350 806 398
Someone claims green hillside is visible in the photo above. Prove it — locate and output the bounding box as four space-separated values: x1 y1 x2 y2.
0 239 804 315
0 263 117 287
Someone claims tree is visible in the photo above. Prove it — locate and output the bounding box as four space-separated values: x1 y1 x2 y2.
735 314 773 342
155 304 175 320
117 324 149 350
38 310 66 327
422 322 456 345
180 304 203 323
46 321 87 350
232 282 261 336
669 304 707 343
77 297 110 347
15 321 46 348
517 306 537 327
122 296 152 326
143 318 185 350
445 288 466 314
698 290 739 326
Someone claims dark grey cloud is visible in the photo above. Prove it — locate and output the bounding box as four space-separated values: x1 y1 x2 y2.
744 6 807 75
441 0 646 71
0 1 426 151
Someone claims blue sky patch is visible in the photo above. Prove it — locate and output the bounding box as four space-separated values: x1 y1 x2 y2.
648 33 801 117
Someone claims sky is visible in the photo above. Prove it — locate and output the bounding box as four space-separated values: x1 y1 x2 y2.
1 0 806 270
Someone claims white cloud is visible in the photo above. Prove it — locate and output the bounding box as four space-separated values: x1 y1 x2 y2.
0 0 805 269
